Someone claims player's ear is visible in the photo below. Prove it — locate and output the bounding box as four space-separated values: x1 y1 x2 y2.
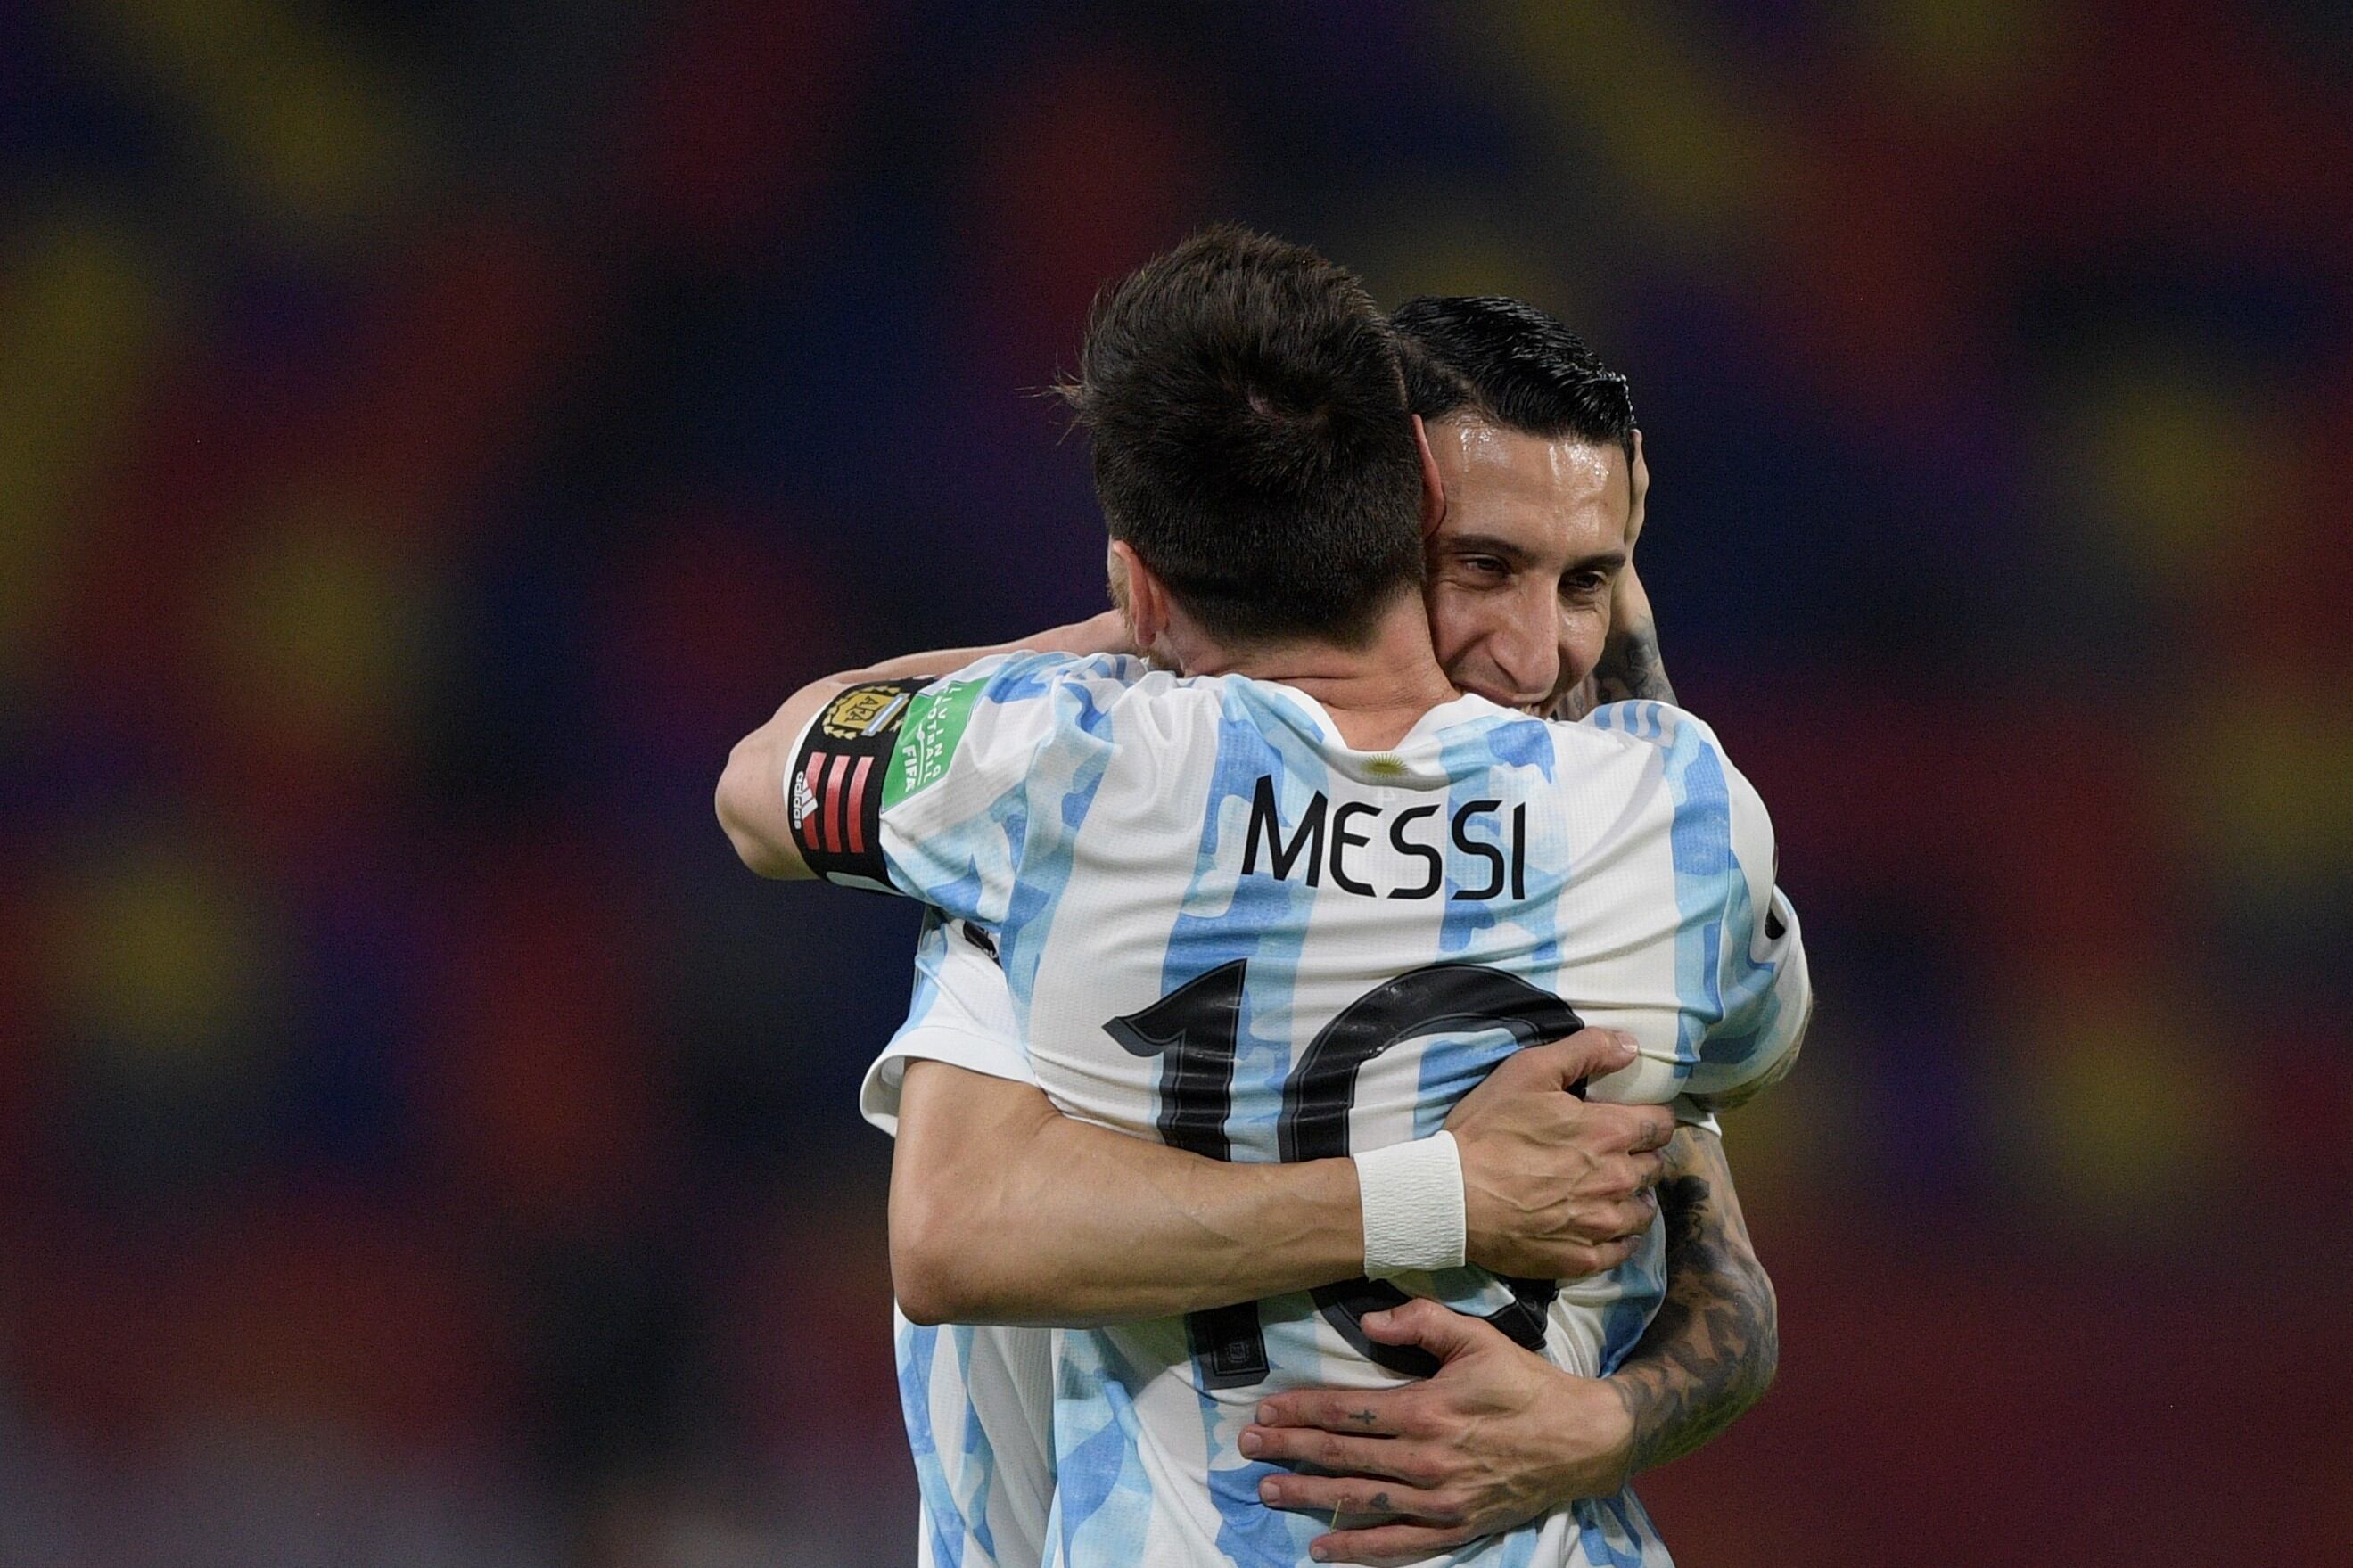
1108 540 1168 651
1412 414 1447 539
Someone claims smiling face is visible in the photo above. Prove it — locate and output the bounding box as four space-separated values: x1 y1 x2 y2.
1422 415 1633 713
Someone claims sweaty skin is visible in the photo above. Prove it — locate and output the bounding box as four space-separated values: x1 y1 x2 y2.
1421 415 1629 715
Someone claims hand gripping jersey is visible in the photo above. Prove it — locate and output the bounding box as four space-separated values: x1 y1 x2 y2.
794 653 1811 1568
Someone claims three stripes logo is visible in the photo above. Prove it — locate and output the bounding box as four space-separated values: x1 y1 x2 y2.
790 680 926 884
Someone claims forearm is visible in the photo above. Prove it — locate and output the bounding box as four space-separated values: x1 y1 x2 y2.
1604 1125 1778 1473
835 610 1134 685
893 1063 1364 1326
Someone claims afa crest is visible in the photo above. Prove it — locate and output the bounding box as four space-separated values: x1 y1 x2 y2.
821 684 912 741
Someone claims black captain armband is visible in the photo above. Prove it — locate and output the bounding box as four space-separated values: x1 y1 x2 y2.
789 679 928 884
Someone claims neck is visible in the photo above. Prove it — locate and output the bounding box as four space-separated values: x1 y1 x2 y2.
1173 591 1458 750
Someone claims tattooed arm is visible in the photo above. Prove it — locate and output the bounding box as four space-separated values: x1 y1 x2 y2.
1608 1123 1778 1472
1245 1135 1780 1564
1597 431 1774 1462
1590 570 1676 707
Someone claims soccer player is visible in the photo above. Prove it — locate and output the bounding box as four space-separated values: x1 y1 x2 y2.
717 228 1809 1565
861 300 1787 1567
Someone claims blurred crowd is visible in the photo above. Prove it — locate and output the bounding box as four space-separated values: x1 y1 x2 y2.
2 1 2348 1563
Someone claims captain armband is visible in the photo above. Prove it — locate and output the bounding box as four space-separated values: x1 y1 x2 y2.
787 679 928 886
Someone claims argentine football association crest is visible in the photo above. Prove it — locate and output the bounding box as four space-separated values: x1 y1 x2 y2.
821 684 912 741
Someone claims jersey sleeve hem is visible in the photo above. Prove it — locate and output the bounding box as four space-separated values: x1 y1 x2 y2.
859 1024 1041 1137
1670 1096 1722 1135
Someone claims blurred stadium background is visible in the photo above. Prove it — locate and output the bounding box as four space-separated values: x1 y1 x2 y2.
4 1 2349 1563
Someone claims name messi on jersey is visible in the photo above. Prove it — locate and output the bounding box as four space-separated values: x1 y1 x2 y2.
1240 775 1528 900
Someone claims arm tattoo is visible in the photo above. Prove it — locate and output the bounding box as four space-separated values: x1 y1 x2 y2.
1609 1127 1777 1474
1590 617 1677 707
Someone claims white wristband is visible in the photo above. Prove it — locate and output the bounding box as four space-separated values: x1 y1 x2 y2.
1353 1132 1467 1278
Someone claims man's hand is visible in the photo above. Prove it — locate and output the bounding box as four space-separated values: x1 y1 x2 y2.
1242 1298 1632 1565
1246 1128 1782 1562
1552 430 1667 721
1444 1030 1674 1280
1589 430 1675 710
1622 428 1650 554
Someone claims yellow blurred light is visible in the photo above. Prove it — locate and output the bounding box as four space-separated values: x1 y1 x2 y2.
53 837 275 1058
2068 355 2272 587
80 0 415 234
0 210 165 685
2005 992 2225 1225
206 513 429 750
2169 687 2353 881
1475 0 1795 242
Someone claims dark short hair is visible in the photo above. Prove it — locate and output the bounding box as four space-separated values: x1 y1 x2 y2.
1393 295 1636 461
1060 226 1426 648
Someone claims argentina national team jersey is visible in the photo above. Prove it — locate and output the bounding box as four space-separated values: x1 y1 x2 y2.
791 652 1811 1567
867 912 1058 1568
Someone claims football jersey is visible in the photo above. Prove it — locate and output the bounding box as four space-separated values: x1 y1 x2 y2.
874 912 1057 1568
792 653 1809 1567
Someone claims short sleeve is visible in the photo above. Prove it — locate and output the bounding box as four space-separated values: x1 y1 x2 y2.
1691 882 1812 1110
859 911 1037 1137
1584 701 1814 1108
1670 1096 1722 1135
786 652 1148 924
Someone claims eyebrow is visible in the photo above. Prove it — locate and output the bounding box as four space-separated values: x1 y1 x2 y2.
1438 532 1537 567
1441 534 1628 576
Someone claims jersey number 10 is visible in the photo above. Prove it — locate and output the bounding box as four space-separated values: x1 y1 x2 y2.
1106 960 1582 1388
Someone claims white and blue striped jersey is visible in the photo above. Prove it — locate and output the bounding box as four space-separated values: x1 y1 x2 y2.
862 915 1716 1568
794 653 1810 1567
865 912 1057 1568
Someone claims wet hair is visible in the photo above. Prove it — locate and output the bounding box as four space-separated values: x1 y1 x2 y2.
1394 294 1635 461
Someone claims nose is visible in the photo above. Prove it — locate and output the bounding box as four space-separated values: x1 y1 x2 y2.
1485 589 1560 710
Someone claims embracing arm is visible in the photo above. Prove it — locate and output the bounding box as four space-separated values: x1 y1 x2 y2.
889 1030 1667 1327
891 1062 1361 1326
1570 433 1779 1456
713 613 1133 878
1607 1122 1777 1471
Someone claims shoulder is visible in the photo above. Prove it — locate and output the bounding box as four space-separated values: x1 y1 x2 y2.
1566 702 1749 797
925 650 1156 708
1573 700 1728 758
892 652 1157 760
1571 702 1776 872
885 653 1229 808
